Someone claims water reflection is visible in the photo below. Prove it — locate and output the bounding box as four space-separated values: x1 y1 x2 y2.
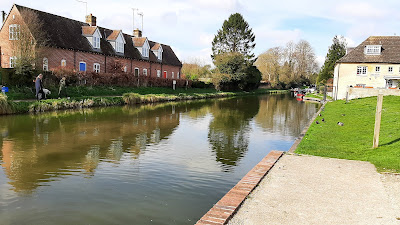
0 104 182 193
254 94 318 136
208 97 260 171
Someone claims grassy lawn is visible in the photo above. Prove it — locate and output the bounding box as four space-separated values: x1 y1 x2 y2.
296 95 400 173
305 93 332 100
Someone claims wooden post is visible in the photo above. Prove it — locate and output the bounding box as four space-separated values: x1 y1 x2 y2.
373 94 383 148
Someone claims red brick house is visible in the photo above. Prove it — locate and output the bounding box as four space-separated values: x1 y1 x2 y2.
0 4 182 79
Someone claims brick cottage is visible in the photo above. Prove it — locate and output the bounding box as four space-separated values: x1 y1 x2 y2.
0 4 182 81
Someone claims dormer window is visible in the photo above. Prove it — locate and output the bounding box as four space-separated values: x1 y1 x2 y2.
82 26 102 49
107 30 125 54
116 41 124 53
151 43 163 61
133 37 150 59
365 45 381 55
142 44 149 57
93 36 100 49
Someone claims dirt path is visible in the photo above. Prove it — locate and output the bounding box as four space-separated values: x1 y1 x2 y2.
228 154 400 225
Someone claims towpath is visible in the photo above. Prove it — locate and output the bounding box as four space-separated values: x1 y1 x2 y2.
228 154 400 225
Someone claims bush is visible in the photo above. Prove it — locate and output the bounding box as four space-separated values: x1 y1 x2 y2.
191 80 213 89
213 52 261 91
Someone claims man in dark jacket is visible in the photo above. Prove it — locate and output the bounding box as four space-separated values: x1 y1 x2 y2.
35 74 44 100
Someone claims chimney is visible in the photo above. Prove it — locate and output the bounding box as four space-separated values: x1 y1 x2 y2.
2 11 6 24
85 14 96 26
133 29 142 37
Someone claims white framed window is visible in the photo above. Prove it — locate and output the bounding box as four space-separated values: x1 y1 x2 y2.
177 72 180 79
116 41 124 53
365 45 381 55
143 69 148 76
158 48 163 61
61 59 66 67
93 36 100 49
375 66 380 73
123 66 128 73
172 72 174 79
134 68 139 77
93 63 100 73
142 45 149 57
9 24 20 40
157 70 161 78
9 56 17 68
388 66 393 73
43 58 49 71
357 66 367 75
79 62 86 72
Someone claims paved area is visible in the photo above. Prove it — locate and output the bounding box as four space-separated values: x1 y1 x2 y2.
228 154 400 225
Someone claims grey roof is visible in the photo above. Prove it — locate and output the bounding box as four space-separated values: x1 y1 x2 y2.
338 36 400 64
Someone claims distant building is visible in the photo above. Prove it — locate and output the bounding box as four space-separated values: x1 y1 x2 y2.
333 36 400 100
0 4 182 79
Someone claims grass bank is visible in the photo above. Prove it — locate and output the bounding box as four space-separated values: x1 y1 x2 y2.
6 86 218 100
296 96 400 173
2 89 288 115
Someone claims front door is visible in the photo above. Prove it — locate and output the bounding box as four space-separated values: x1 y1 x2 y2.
163 71 167 78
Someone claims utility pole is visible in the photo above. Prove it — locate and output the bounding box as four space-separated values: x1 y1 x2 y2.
138 12 144 32
76 0 88 16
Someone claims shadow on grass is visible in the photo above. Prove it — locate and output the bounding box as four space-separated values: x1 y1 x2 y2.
380 137 400 147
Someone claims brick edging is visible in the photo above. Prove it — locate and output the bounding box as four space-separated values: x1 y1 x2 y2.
195 150 284 225
288 101 327 153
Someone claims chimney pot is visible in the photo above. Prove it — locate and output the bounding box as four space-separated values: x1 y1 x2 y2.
133 29 142 37
85 14 96 26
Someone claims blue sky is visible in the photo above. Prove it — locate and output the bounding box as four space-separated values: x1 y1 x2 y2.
2 0 400 66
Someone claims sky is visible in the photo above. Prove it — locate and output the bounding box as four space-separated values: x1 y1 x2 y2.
2 0 400 67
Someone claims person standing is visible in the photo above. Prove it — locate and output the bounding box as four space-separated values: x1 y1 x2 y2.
35 74 45 101
58 77 67 98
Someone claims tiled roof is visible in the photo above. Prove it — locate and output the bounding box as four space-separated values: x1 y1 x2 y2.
107 30 121 41
82 26 97 36
151 43 160 51
338 36 400 64
132 37 147 47
14 4 182 67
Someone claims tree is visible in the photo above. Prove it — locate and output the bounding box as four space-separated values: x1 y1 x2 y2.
317 35 347 84
254 47 282 84
211 13 256 60
255 40 318 88
181 58 212 81
212 52 261 91
11 8 48 86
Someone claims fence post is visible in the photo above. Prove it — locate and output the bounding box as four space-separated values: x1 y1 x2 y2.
373 94 383 148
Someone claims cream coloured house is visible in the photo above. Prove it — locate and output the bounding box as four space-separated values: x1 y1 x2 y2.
333 36 400 100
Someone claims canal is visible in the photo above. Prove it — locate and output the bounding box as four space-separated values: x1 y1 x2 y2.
0 94 319 225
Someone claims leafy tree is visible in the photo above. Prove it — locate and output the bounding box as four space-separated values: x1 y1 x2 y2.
211 13 256 60
11 8 48 86
317 35 347 84
212 52 261 91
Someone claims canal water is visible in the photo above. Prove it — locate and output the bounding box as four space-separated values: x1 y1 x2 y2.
0 94 318 225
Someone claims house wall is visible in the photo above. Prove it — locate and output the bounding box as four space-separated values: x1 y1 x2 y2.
347 87 400 100
0 5 22 68
333 63 400 100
